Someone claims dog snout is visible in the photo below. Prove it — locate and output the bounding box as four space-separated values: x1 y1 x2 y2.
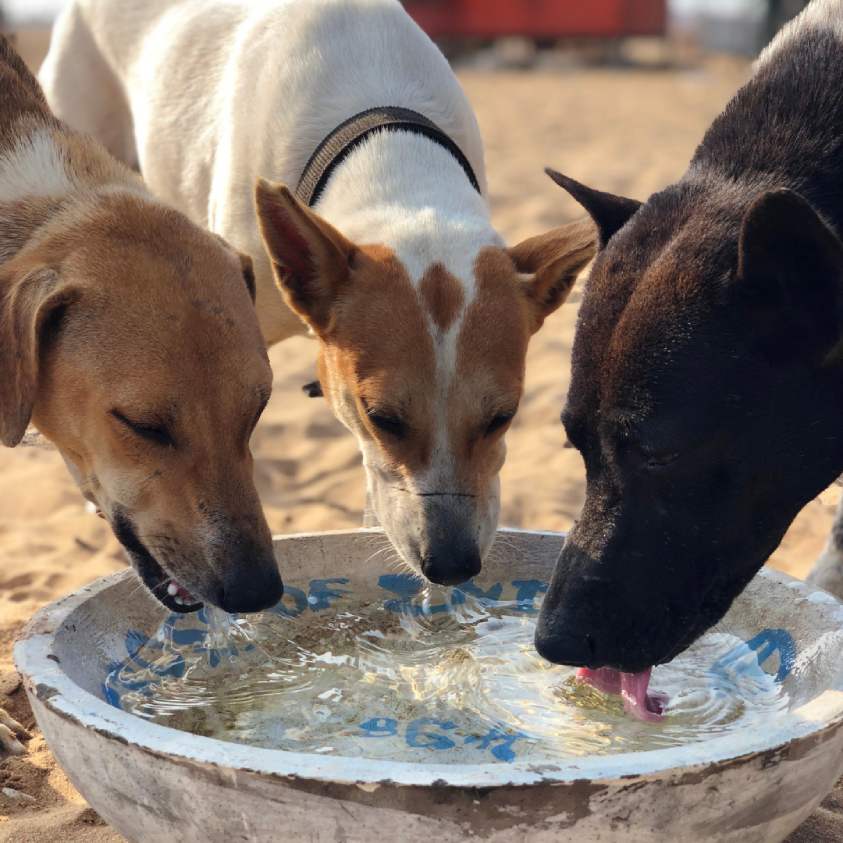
218 532 283 614
221 562 283 613
412 495 484 586
534 622 592 668
421 542 481 586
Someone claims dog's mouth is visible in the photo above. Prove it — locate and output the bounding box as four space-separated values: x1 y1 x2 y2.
111 510 204 614
133 547 204 613
576 667 668 722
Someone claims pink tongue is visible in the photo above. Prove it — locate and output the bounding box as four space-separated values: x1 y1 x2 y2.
576 667 668 722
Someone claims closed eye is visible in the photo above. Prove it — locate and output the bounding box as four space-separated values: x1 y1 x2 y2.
561 410 587 452
365 409 407 439
485 411 515 437
110 410 175 448
247 395 270 439
640 449 680 471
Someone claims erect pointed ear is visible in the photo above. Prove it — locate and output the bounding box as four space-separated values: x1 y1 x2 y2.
737 189 843 363
508 218 596 333
545 168 641 248
254 179 356 334
0 266 79 447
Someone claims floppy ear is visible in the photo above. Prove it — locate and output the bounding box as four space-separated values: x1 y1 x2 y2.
209 232 257 303
254 179 355 334
545 168 641 248
509 218 596 333
0 266 78 447
737 189 843 364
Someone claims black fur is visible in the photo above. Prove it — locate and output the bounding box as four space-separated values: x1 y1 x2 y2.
536 27 843 671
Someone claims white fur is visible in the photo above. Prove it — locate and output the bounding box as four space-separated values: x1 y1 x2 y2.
0 129 75 203
41 0 506 576
316 132 499 506
40 0 493 346
756 0 843 68
316 132 496 289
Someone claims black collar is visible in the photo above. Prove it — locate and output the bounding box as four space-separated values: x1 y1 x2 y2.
294 106 481 207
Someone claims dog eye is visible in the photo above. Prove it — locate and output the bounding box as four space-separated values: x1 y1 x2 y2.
366 410 407 439
641 450 680 471
249 396 270 436
111 410 175 448
485 412 515 437
561 410 587 451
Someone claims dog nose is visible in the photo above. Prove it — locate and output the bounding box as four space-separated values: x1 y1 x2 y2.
421 548 482 586
534 624 592 667
220 561 284 614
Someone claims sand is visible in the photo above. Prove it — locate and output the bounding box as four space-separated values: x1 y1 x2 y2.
1 33 840 842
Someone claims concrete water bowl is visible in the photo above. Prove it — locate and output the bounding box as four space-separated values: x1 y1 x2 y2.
13 528 843 842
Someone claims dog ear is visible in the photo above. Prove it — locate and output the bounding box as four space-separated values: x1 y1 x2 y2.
737 189 843 364
254 179 355 334
209 233 257 303
237 251 256 302
0 266 79 447
509 218 596 333
545 168 641 248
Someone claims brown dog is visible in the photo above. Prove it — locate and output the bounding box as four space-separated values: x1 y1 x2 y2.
0 38 282 754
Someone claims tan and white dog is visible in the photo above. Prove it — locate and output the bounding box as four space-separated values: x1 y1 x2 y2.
0 35 283 753
42 0 595 585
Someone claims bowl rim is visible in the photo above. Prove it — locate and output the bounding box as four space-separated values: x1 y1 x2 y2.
15 527 843 789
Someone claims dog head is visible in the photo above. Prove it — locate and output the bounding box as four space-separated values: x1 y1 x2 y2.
256 180 594 585
535 171 843 672
0 192 282 614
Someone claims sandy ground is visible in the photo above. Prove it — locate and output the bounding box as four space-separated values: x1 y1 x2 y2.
1 30 841 842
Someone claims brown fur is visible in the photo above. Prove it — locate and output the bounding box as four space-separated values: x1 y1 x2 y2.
323 244 437 475
256 180 596 491
254 180 354 333
508 218 597 332
255 176 595 583
419 263 464 331
0 36 59 156
0 36 279 616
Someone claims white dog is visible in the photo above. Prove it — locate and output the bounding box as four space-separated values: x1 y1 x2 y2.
42 0 595 584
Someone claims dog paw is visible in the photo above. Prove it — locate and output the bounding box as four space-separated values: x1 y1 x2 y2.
0 708 30 757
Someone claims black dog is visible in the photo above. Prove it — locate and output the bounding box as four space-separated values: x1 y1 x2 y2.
536 3 843 674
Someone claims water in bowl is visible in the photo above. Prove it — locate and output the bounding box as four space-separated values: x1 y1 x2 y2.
104 586 790 764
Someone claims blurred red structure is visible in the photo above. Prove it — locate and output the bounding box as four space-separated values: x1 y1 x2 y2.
404 0 667 39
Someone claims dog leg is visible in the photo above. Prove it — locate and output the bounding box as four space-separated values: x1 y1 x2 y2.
807 495 843 600
0 707 30 756
39 3 140 169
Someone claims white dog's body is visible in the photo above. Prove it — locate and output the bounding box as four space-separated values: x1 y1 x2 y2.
42 0 594 584
41 0 488 344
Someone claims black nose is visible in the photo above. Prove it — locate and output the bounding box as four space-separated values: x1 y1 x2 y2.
421 548 482 586
220 560 284 614
533 624 593 667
